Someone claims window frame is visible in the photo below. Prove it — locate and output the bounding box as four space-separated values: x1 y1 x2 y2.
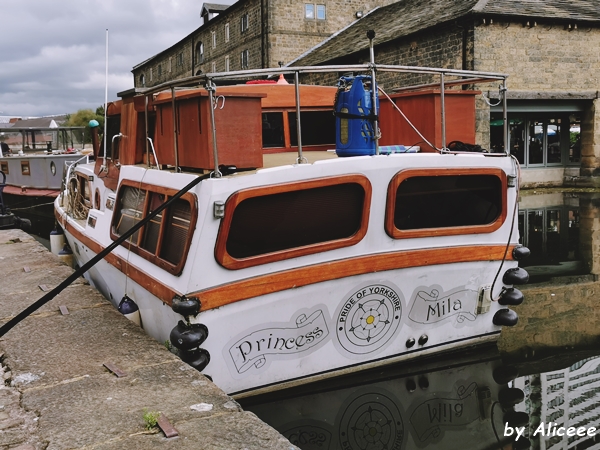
211 30 217 49
225 23 230 42
214 175 372 270
241 13 249 33
196 41 204 64
241 49 249 69
21 161 30 176
385 167 507 239
224 55 230 72
305 4 315 19
316 4 326 19
110 180 198 275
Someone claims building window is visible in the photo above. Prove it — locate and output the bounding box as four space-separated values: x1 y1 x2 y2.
225 23 230 42
196 42 204 64
241 49 249 69
176 52 183 67
241 13 249 32
157 64 162 76
225 55 230 72
305 4 326 19
490 113 579 167
316 4 326 19
211 61 217 73
168 57 172 72
139 74 145 87
211 31 216 48
149 67 153 81
305 4 314 19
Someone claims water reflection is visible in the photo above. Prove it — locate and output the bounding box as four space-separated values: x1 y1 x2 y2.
240 346 600 450
518 190 595 283
241 189 600 449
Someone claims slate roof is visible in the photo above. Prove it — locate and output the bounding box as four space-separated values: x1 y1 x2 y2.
201 2 233 13
291 0 600 66
9 117 59 129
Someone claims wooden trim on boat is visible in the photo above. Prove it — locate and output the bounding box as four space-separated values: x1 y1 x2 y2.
109 179 198 276
214 175 372 270
55 207 515 311
194 244 515 312
384 167 508 239
55 208 181 303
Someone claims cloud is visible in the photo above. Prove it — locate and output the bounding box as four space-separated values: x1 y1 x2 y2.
0 0 224 117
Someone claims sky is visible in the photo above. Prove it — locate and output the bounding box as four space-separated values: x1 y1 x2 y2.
0 0 233 118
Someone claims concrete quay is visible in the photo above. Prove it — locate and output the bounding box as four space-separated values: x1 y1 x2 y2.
0 230 297 450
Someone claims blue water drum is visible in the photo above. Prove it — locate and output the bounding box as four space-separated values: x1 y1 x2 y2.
335 75 379 157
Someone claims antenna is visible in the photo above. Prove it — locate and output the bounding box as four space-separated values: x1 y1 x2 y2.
102 29 109 171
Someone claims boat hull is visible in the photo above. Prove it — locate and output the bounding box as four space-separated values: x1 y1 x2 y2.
61 225 513 395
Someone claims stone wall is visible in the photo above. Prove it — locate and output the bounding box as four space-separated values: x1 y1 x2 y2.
268 0 397 67
133 0 396 89
473 21 600 92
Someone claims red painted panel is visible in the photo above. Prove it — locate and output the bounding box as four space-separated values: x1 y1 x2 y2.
378 90 479 151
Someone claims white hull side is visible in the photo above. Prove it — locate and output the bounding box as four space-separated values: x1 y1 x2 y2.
63 226 513 395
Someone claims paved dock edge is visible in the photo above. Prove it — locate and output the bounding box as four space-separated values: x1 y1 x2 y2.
0 230 297 450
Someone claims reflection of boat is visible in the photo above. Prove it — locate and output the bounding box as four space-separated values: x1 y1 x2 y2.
241 346 528 450
54 47 530 396
0 171 31 231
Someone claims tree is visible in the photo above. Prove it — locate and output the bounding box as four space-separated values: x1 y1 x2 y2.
64 108 105 144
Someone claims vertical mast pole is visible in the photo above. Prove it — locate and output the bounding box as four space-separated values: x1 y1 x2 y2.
103 29 109 163
294 71 304 163
367 30 379 155
440 72 446 150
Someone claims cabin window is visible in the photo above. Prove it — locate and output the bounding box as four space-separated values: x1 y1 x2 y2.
111 182 197 275
114 186 146 244
215 176 371 269
288 111 336 147
21 161 30 175
1 162 8 174
385 168 507 239
262 112 284 148
160 198 192 265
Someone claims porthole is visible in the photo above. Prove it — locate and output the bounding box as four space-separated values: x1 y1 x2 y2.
50 161 56 176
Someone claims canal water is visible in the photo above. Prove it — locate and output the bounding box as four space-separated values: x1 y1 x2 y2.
239 189 600 450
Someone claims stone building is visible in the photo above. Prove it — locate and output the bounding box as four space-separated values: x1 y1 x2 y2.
291 0 600 188
132 0 396 89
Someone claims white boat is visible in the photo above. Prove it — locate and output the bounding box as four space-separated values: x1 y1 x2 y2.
54 54 530 396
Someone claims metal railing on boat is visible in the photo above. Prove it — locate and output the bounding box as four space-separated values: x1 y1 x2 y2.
135 32 510 177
